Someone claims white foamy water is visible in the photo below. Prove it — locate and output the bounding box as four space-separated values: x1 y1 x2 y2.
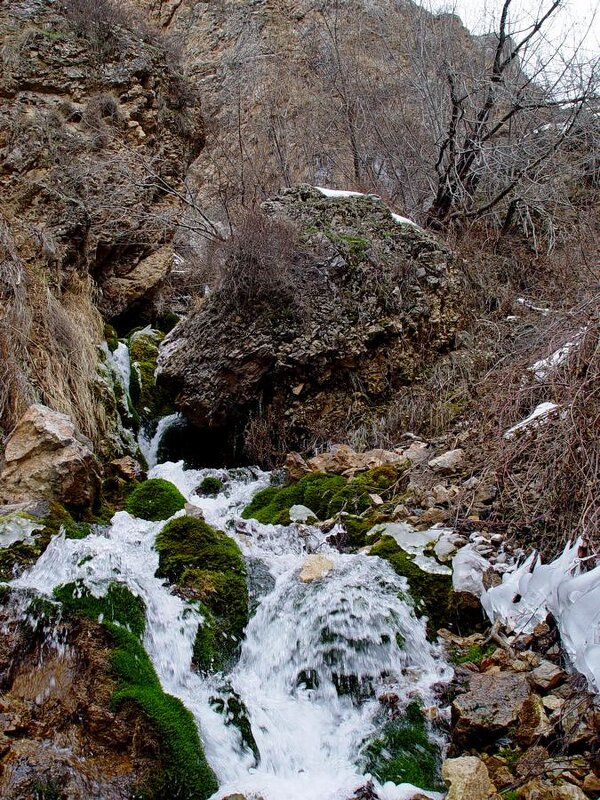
11 462 450 800
138 412 183 469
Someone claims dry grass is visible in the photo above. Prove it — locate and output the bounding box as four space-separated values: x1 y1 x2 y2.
473 298 600 555
0 218 106 445
211 209 310 318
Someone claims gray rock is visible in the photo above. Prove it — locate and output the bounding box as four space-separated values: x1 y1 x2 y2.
0 405 102 512
452 671 532 748
428 448 464 473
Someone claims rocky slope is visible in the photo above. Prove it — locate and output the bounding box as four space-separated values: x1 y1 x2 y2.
0 0 203 447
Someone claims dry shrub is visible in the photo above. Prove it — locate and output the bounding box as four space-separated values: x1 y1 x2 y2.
473 298 599 555
60 0 132 51
212 210 310 318
243 407 290 469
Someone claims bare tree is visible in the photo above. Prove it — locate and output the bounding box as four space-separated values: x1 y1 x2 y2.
424 0 599 235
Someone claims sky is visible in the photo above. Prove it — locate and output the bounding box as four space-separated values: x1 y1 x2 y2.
422 0 600 64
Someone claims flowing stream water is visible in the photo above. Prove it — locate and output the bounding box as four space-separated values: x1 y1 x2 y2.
10 459 451 800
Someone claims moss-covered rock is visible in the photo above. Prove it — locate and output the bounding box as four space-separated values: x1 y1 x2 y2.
125 478 186 521
363 700 443 790
242 467 403 538
185 568 248 670
104 323 119 353
369 535 454 636
53 581 146 635
155 516 249 671
129 330 174 423
197 476 225 496
155 517 244 582
51 581 218 800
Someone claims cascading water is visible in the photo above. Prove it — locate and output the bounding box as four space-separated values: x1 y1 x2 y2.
11 461 451 800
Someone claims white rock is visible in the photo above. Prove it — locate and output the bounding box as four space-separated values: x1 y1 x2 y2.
289 504 318 523
299 554 334 582
428 449 464 473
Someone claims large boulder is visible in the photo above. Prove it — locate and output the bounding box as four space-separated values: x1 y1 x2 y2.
0 405 102 512
159 186 463 460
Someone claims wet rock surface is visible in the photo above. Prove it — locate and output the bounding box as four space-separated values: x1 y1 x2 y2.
0 602 163 800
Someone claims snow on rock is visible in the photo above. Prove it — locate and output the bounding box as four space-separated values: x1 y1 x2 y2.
482 540 600 691
516 298 552 315
289 504 317 523
503 402 558 439
372 522 453 575
0 514 44 549
314 186 418 227
390 212 418 227
452 546 491 597
530 329 586 381
314 187 366 199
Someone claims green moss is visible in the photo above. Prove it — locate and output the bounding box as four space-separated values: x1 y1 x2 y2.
30 781 64 800
129 331 174 423
364 700 443 791
184 568 248 669
210 686 260 763
155 517 249 672
197 476 224 496
242 466 405 529
155 516 244 582
104 323 119 352
157 310 181 334
369 536 454 636
327 231 371 259
125 478 186 521
192 601 219 671
450 643 497 665
53 580 146 636
53 581 218 800
497 746 521 767
339 515 373 548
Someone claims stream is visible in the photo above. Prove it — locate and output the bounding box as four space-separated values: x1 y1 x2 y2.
10 458 451 800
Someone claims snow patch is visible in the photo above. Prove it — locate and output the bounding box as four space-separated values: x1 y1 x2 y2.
503 401 558 439
314 187 419 227
371 522 453 575
0 515 44 549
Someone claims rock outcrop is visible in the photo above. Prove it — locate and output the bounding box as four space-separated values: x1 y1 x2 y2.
159 186 463 461
0 404 102 511
0 0 203 441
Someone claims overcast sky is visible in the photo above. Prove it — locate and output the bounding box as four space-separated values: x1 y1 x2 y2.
422 0 599 62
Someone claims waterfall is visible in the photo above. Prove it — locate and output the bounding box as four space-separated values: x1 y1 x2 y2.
138 412 183 469
11 462 451 800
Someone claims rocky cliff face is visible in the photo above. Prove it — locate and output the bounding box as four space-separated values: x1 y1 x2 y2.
159 186 464 462
0 0 203 444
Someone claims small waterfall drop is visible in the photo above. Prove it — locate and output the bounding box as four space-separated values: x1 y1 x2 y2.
11 462 451 800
